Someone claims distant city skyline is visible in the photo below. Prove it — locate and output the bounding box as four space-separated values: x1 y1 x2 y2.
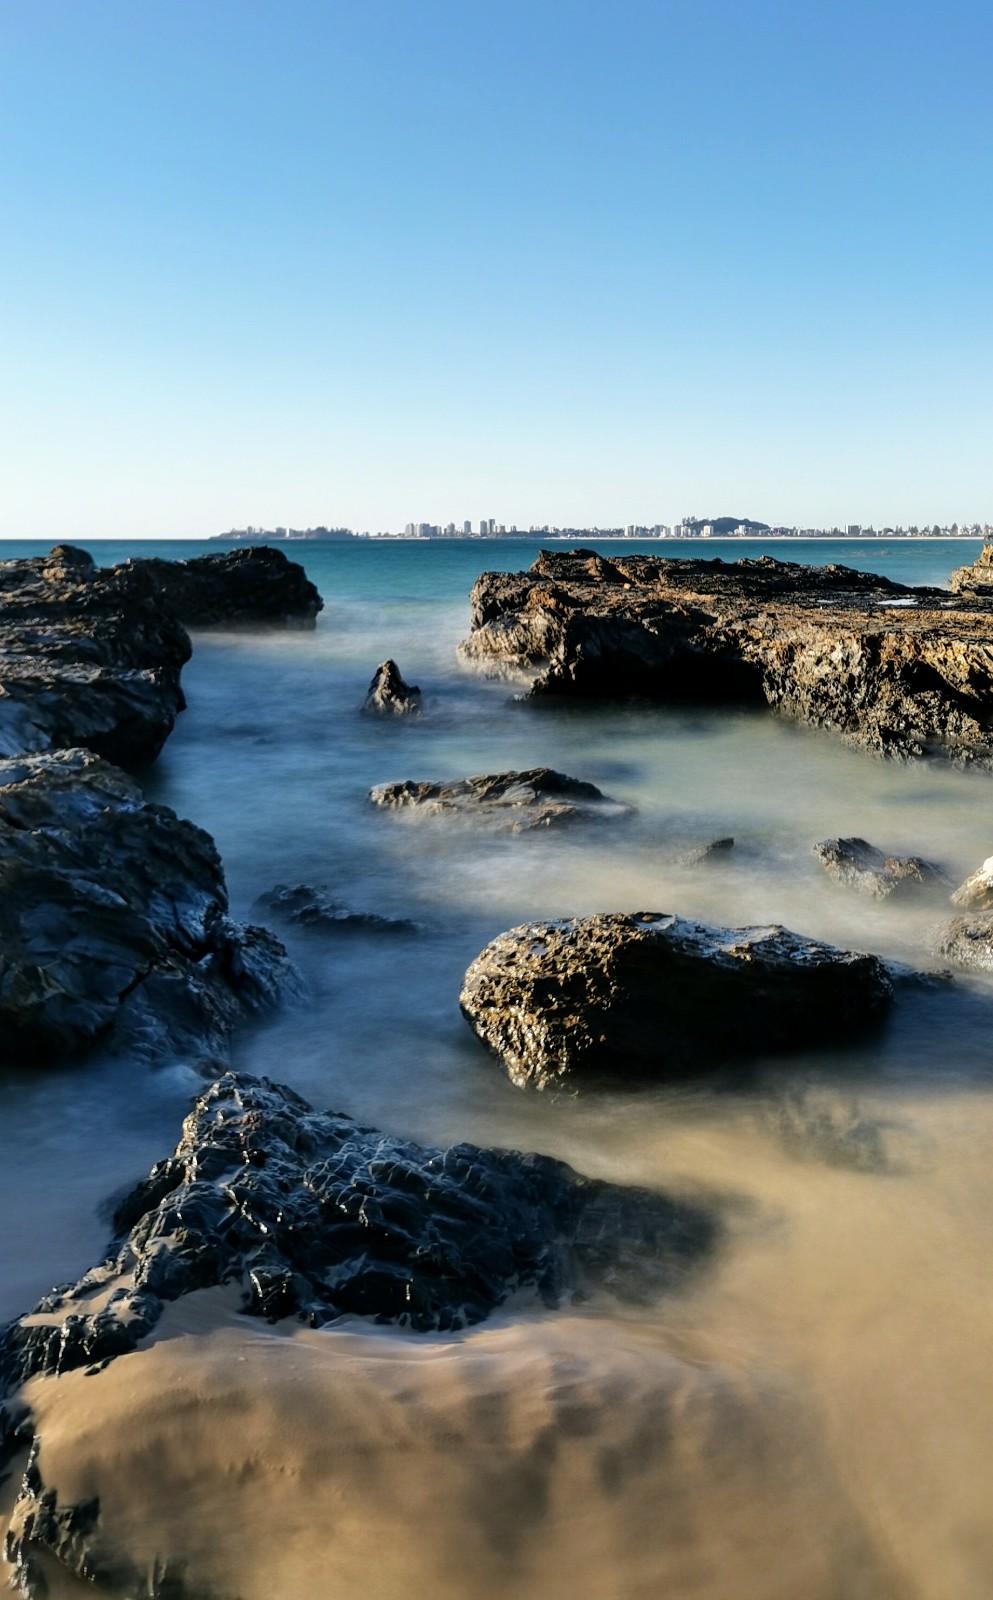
3 1 992 538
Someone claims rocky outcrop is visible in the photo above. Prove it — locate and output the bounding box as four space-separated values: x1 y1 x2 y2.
122 546 323 628
949 544 993 599
0 750 291 1066
459 548 993 765
255 882 418 936
369 768 633 832
933 913 993 973
0 1071 715 1388
460 912 893 1090
813 837 948 899
950 855 993 909
675 836 735 866
0 543 190 766
363 658 422 715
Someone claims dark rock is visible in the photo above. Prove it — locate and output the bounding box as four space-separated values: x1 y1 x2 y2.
0 546 191 767
0 1071 716 1393
363 659 422 716
369 768 634 832
0 750 292 1065
460 912 893 1091
950 855 993 910
255 882 418 936
933 913 993 973
813 837 949 899
459 548 993 766
121 546 323 628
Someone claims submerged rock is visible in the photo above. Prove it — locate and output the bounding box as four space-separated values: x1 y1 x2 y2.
460 912 893 1091
674 836 735 866
121 546 323 628
459 548 993 766
950 855 993 910
0 750 291 1065
255 882 418 936
369 768 633 832
363 658 422 715
0 1072 716 1396
813 836 948 899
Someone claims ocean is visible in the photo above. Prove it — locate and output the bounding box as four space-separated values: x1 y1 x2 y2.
3 536 992 1599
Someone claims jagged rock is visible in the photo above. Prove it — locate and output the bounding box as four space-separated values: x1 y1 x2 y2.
255 882 418 936
121 546 323 628
458 548 993 765
369 768 633 832
813 836 948 899
949 544 993 598
363 658 422 715
460 912 893 1090
0 750 291 1065
0 544 191 766
933 913 993 973
950 855 993 910
0 1071 716 1388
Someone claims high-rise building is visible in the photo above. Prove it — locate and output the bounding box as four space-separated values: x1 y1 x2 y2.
463 520 472 534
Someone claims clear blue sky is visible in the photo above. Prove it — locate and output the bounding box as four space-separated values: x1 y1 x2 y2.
2 0 991 536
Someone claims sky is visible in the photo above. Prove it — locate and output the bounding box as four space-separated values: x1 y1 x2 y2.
2 0 991 537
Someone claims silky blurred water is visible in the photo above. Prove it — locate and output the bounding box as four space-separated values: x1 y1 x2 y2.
3 537 993 1598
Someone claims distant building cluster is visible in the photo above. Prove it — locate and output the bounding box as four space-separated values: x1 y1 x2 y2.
216 517 993 544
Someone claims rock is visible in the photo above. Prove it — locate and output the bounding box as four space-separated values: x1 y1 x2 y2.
0 1071 716 1390
813 836 949 899
363 658 422 715
0 545 191 767
950 855 993 909
121 546 323 628
254 882 418 936
458 548 993 766
933 913 993 973
675 836 735 866
369 768 634 832
0 750 292 1065
460 912 893 1090
949 544 993 599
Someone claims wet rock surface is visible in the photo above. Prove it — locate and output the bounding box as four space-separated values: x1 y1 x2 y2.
369 767 634 831
0 1071 716 1394
255 882 418 936
0 750 291 1065
813 836 948 899
0 543 190 766
460 912 894 1091
950 855 993 910
122 546 323 628
459 548 993 765
363 658 422 715
933 913 993 973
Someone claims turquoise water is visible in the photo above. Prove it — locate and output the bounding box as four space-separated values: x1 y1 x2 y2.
4 537 993 1597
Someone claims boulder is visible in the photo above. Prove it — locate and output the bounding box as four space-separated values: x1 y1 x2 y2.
363 658 422 715
121 546 323 628
813 836 948 899
459 549 993 766
255 882 418 936
369 768 633 832
0 1070 716 1388
933 913 993 973
675 836 735 866
460 912 893 1090
950 855 993 910
0 750 291 1066
0 545 191 767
